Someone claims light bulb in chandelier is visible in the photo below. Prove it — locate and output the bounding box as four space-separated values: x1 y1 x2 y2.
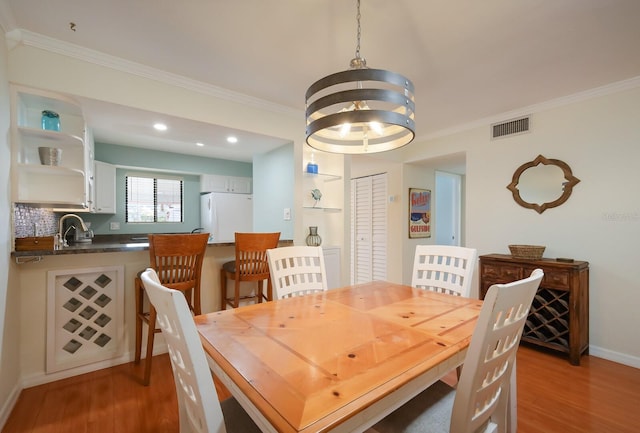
338 100 385 138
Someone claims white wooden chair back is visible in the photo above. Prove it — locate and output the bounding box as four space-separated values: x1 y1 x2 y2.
267 246 328 299
411 245 478 297
450 268 544 433
140 268 227 433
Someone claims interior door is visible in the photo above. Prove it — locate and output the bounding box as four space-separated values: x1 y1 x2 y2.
350 173 387 284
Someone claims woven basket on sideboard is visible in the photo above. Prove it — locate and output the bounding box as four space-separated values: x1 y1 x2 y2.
508 244 545 260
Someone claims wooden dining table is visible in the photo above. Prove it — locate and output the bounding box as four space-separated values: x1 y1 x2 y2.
195 281 482 433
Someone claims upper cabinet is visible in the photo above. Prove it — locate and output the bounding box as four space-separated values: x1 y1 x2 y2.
201 174 252 194
10 85 93 209
92 161 116 214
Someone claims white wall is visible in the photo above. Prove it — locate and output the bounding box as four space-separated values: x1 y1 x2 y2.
0 27 22 428
253 142 295 239
403 82 640 367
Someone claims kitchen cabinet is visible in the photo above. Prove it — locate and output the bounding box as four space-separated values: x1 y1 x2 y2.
46 265 124 373
227 176 252 193
200 174 252 193
322 246 341 289
10 85 92 209
93 161 116 214
479 254 589 365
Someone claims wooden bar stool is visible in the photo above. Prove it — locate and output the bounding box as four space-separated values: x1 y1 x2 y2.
220 232 280 309
134 233 209 385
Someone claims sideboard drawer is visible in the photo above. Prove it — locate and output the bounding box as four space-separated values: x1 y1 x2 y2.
481 263 522 281
541 269 571 290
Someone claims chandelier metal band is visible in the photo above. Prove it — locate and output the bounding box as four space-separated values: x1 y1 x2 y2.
305 68 415 154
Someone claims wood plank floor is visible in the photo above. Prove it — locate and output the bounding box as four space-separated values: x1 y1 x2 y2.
3 345 640 433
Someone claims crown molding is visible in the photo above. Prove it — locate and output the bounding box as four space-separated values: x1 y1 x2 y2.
418 75 640 142
7 29 300 118
0 0 17 34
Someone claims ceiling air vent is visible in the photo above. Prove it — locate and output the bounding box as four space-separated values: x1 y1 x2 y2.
491 116 530 139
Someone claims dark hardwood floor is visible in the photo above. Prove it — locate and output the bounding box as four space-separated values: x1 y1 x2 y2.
3 346 639 432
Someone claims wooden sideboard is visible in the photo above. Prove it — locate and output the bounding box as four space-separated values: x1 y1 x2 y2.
479 254 589 365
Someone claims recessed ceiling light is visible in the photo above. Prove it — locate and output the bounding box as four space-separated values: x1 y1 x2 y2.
226 136 238 144
153 122 168 131
196 142 205 147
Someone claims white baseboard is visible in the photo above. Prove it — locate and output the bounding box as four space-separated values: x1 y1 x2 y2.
589 345 640 369
20 353 132 388
0 382 21 432
20 343 169 389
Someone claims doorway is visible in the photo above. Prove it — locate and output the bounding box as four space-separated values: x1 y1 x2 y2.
435 171 461 246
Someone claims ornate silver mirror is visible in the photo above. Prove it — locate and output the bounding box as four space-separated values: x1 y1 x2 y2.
507 154 580 214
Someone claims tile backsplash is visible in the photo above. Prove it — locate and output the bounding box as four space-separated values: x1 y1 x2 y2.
14 204 58 238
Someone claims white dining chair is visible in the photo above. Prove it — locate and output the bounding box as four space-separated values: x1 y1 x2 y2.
267 246 328 299
368 268 544 433
140 268 261 433
411 245 478 297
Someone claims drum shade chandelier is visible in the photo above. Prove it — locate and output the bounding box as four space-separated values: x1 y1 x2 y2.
305 0 415 154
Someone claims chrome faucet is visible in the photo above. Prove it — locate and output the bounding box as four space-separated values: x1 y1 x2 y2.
57 214 89 248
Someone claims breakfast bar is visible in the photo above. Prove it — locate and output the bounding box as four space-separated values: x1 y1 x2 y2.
11 234 292 384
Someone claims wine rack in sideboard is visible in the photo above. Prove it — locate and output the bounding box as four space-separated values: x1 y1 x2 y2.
479 254 589 365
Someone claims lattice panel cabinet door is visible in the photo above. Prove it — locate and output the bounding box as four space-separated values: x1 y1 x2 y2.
46 266 124 373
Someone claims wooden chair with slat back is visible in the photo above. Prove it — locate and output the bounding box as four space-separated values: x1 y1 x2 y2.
369 269 544 433
134 233 209 386
267 246 328 299
220 232 280 309
140 268 261 433
411 245 478 297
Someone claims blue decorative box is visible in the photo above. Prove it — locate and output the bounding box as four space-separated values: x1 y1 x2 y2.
307 162 318 174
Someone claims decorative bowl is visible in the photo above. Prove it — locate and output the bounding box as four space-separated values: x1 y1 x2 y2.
38 147 62 166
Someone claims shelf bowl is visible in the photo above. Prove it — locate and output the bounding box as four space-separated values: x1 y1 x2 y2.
38 147 62 166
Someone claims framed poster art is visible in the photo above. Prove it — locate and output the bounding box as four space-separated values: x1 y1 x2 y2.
409 188 431 238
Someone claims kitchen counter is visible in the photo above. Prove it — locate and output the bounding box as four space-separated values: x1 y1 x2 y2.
12 234 292 258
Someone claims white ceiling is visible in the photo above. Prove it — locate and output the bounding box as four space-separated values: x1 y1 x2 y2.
2 0 640 163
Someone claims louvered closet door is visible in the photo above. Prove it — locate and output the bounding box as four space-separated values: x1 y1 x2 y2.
351 173 387 284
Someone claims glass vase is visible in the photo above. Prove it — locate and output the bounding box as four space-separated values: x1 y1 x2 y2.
306 226 322 246
41 110 60 131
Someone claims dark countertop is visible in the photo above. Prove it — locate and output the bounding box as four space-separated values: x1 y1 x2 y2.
12 234 292 257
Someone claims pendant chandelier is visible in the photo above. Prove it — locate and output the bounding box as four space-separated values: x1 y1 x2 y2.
305 0 415 154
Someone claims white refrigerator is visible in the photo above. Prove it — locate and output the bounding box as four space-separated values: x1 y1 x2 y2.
200 192 253 243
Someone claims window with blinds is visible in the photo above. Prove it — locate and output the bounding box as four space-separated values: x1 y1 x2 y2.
125 175 183 223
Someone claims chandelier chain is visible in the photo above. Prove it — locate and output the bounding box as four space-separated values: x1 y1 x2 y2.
355 0 361 59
